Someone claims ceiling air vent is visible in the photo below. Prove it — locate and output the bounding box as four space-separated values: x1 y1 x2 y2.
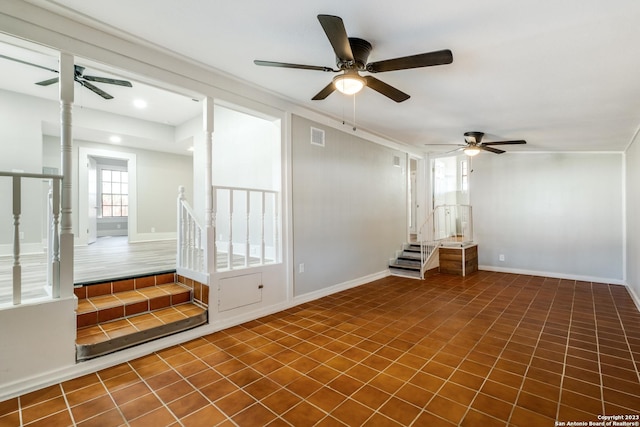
310 127 325 147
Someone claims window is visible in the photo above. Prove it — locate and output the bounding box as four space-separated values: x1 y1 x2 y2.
101 169 128 217
461 160 469 192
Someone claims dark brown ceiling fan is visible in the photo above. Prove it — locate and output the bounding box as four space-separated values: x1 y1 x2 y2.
254 14 453 102
426 131 527 156
0 54 132 99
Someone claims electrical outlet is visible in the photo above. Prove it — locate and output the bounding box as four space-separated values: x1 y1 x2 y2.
499 254 505 262
19 231 24 240
151 227 156 233
299 263 305 273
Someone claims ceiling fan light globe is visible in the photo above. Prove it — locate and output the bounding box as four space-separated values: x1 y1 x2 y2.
464 147 481 156
334 74 365 95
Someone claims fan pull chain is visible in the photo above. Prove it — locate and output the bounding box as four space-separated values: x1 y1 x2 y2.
352 93 357 131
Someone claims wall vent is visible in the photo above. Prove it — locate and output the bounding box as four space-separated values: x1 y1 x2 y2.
310 127 325 147
393 155 402 167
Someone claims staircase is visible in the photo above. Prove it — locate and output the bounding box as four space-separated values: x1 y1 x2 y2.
389 242 437 279
74 271 208 361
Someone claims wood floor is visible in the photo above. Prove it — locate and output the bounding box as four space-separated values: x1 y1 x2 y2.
0 237 176 305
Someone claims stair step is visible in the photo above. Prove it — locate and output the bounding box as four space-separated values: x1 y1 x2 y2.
389 266 422 279
76 302 207 361
76 282 192 328
389 263 421 271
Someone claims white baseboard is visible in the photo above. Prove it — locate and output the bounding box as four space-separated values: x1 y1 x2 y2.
625 284 640 312
0 243 45 257
293 270 390 306
479 265 624 285
129 232 176 243
0 269 389 400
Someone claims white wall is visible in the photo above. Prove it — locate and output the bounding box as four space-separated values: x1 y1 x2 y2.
1 89 194 248
291 115 407 296
0 89 51 251
625 134 640 306
471 152 624 282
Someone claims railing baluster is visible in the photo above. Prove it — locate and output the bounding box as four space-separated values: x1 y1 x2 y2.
12 176 22 305
245 191 250 268
273 193 279 263
51 178 61 298
228 190 234 270
260 191 266 264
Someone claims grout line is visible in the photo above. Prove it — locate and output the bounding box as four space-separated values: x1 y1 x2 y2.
504 278 567 424
555 279 577 421
607 285 640 386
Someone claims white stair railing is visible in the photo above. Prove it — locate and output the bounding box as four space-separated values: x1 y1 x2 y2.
417 204 473 279
177 186 207 278
1 171 63 305
213 186 279 271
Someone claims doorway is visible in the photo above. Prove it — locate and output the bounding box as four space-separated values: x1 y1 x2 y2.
92 157 129 242
78 147 137 246
431 154 470 240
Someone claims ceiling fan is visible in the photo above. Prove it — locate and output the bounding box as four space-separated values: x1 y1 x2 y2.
254 14 453 103
426 131 527 156
0 54 132 100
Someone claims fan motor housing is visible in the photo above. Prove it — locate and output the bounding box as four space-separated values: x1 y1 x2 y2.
337 38 372 70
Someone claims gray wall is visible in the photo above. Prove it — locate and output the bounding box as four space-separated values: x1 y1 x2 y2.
43 136 192 237
292 115 407 296
626 135 640 302
471 152 623 281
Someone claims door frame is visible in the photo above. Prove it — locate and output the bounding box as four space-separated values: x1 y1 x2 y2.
78 147 137 245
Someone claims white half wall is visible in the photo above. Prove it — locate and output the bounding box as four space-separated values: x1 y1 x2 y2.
0 297 76 393
471 152 624 283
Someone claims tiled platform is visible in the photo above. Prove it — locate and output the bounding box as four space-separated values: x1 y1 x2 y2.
2 272 639 426
75 272 209 361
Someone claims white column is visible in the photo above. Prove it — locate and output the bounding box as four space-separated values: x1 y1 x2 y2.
203 97 215 274
59 52 74 297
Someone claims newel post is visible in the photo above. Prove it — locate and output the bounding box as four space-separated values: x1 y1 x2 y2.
59 52 74 297
204 96 215 274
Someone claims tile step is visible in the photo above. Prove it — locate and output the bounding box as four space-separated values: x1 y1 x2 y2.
76 302 207 361
76 282 192 328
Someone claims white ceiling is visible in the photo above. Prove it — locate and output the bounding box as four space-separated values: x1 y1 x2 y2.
9 0 640 153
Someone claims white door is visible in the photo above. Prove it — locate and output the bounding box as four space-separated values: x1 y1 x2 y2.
87 157 97 244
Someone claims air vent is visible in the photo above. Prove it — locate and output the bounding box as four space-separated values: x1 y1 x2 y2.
393 155 401 167
310 127 325 147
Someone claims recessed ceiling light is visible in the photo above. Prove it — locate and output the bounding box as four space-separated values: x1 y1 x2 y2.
109 135 122 143
133 99 147 109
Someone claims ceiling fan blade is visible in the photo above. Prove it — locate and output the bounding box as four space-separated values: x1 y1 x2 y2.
446 147 465 154
366 49 453 73
0 54 59 73
83 75 133 87
78 80 114 99
482 140 527 146
35 77 60 86
254 60 336 72
479 145 505 154
317 14 354 61
312 81 337 100
363 76 410 102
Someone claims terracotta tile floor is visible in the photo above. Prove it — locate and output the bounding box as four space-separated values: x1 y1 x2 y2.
2 272 640 426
